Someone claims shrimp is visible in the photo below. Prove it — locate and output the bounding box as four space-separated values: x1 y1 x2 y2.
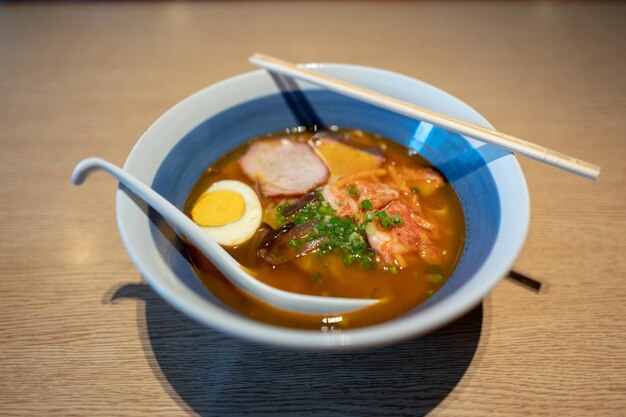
321 184 359 217
323 175 441 267
365 200 441 266
322 179 399 218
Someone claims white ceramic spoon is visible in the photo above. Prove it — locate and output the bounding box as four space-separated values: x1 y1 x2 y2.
72 157 378 314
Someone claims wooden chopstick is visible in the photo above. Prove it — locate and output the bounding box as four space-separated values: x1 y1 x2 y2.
249 53 601 180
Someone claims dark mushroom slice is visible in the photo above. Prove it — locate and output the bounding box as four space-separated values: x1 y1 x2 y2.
280 191 320 217
257 220 327 266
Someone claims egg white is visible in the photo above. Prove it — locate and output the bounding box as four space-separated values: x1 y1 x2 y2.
198 180 262 246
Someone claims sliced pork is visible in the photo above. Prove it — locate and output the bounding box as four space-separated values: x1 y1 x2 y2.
240 139 329 197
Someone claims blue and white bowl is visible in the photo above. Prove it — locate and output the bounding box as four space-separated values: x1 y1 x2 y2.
117 64 530 349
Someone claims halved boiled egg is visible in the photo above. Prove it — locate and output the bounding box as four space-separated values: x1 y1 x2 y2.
190 180 262 246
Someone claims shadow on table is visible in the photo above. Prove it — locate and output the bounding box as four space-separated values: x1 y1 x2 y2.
110 283 484 417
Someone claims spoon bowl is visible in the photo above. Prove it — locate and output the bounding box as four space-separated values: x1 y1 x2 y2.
72 157 378 315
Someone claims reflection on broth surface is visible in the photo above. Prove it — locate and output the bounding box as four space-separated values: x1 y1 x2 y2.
184 128 465 330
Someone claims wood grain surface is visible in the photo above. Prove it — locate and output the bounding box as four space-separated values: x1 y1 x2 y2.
1 2 625 416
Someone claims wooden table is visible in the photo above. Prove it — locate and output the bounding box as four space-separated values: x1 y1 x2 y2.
1 2 625 416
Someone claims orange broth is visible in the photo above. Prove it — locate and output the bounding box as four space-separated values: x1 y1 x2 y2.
184 129 465 330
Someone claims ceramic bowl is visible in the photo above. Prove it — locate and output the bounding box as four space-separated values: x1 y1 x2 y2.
116 64 530 350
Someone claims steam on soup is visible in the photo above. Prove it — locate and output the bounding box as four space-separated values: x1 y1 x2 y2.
184 128 465 330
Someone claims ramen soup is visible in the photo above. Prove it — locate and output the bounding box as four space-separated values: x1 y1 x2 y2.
184 129 465 330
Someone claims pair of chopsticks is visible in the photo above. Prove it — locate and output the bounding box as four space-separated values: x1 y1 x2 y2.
249 53 600 180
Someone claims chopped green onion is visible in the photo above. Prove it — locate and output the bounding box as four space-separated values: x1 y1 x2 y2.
277 192 377 270
426 265 443 283
378 211 394 229
391 213 404 226
310 272 322 282
427 265 443 274
277 203 291 214
360 199 373 210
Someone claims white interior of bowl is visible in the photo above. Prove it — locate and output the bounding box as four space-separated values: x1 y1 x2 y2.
116 64 530 349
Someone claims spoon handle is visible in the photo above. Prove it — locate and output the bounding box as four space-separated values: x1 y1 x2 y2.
71 157 377 314
72 158 239 272
72 157 203 241
71 157 260 292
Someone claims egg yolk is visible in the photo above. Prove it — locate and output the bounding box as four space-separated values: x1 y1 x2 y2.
191 190 245 227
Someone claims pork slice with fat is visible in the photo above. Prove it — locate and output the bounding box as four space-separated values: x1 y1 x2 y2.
239 139 330 197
